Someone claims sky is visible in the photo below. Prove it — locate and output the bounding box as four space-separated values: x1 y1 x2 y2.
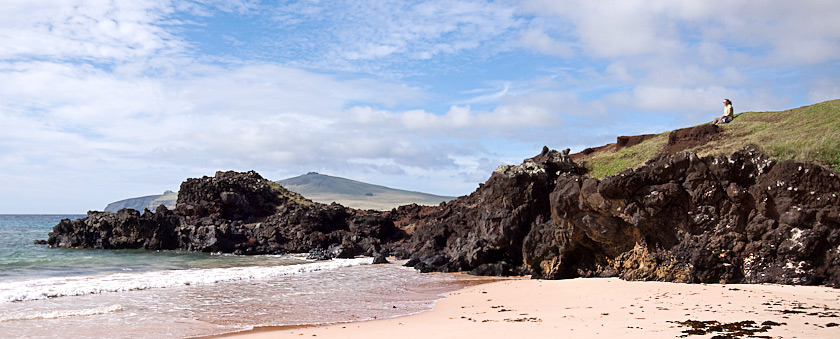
2 0 839 213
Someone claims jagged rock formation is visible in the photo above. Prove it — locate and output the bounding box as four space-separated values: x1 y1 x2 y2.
396 146 840 286
49 207 180 250
49 171 402 257
390 147 586 276
48 145 840 286
544 147 840 285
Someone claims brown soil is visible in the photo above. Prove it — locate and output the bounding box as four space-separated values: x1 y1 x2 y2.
661 124 720 155
571 144 614 160
616 134 656 149
570 133 657 160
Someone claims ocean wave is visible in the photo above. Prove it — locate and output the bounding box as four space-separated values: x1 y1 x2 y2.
0 257 372 303
0 304 123 322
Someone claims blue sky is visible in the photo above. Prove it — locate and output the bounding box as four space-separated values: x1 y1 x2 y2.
2 0 839 213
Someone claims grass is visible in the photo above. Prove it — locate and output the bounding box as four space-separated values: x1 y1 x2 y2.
582 134 669 179
579 99 840 178
267 180 314 207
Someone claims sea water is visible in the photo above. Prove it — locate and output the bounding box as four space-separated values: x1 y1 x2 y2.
0 215 463 338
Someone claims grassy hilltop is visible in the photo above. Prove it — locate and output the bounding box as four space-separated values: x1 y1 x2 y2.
578 99 840 178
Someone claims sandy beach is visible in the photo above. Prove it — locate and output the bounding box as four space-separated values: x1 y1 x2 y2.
214 277 840 339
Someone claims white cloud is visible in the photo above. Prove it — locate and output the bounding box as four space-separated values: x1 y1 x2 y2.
267 0 522 71
521 0 840 65
4 56 555 211
620 85 731 113
521 0 684 58
2 0 839 213
516 0 840 124
808 78 840 104
605 63 633 83
518 29 574 57
394 102 558 133
0 0 179 61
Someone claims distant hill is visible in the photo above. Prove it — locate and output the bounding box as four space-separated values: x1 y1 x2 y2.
276 172 456 210
104 190 177 212
104 173 456 212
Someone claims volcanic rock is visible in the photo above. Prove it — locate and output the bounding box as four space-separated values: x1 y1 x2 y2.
544 147 840 285
396 146 840 286
48 206 180 250
47 146 840 287
49 171 405 258
372 252 389 264
390 146 586 275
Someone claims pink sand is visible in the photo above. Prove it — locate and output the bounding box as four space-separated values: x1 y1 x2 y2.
213 277 840 339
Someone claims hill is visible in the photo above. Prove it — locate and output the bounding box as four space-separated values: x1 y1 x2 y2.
575 99 840 178
276 172 455 210
104 190 177 212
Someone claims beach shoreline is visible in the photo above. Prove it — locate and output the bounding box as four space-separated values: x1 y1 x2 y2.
195 271 505 339
208 277 840 339
197 271 507 339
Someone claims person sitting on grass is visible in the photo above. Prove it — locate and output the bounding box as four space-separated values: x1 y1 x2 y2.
713 99 734 125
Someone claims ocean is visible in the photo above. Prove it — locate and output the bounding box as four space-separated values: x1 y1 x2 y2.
0 215 465 338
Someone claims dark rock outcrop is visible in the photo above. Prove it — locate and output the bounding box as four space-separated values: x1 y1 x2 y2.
48 147 840 287
390 146 586 276
176 170 282 223
398 146 840 286
49 171 404 258
544 146 840 286
48 206 180 250
372 252 389 264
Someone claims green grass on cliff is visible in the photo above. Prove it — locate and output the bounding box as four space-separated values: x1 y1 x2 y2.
580 99 840 178
582 134 669 179
267 180 314 207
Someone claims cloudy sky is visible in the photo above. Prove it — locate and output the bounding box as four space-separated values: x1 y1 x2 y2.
2 0 839 213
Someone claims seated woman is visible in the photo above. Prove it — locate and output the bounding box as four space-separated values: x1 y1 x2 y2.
713 99 734 125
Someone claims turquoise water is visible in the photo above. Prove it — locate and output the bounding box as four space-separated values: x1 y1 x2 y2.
0 214 87 279
0 215 462 338
0 215 293 280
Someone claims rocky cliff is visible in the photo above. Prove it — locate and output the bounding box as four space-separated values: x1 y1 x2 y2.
49 171 402 258
388 147 586 276
48 143 840 286
392 145 840 286
49 206 180 250
546 147 839 285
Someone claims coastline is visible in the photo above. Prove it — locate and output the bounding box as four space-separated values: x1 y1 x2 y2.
198 272 505 339
209 277 840 339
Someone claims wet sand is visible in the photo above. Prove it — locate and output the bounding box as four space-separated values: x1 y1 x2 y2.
213 277 840 339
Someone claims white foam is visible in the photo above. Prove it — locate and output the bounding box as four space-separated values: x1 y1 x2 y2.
0 257 371 303
0 304 123 322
